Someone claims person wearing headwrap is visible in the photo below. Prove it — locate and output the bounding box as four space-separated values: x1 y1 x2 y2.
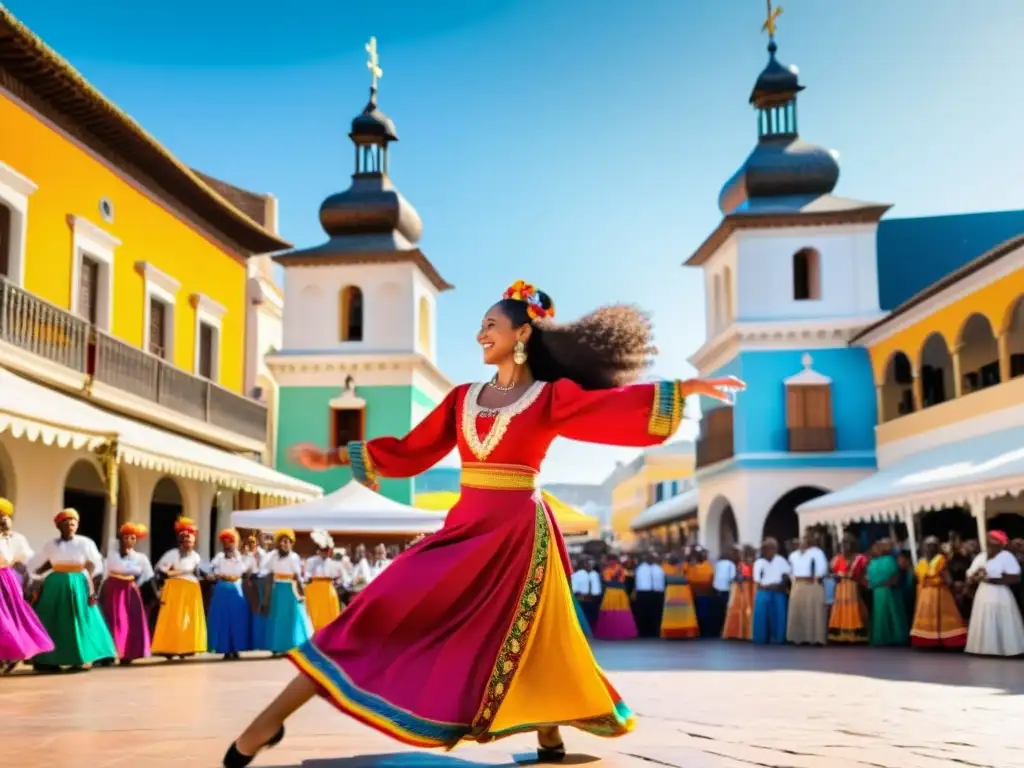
0 497 54 672
262 529 312 655
99 522 155 664
965 530 1024 656
28 508 116 671
240 533 269 651
208 528 253 660
304 530 344 631
151 517 208 659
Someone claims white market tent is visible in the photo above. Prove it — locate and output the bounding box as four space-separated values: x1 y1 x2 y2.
231 480 446 535
630 489 699 532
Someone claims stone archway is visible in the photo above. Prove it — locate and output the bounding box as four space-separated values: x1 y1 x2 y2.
63 459 107 547
705 495 737 558
763 486 829 551
149 477 185 561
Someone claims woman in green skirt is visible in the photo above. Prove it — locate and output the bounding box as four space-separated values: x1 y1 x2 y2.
865 538 909 646
29 508 117 671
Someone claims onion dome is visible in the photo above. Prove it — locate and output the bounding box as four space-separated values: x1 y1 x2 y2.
718 39 839 215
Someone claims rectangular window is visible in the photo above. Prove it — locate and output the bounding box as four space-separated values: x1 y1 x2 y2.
0 203 10 278
330 408 365 448
77 256 100 325
149 297 167 358
198 321 215 379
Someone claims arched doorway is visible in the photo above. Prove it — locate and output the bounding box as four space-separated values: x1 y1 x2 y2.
719 505 739 555
918 332 954 407
763 486 828 550
705 495 737 558
880 350 914 421
957 313 1001 392
64 460 107 547
150 477 184 560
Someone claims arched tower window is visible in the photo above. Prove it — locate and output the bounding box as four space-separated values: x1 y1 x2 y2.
417 296 431 357
793 247 821 301
339 286 364 342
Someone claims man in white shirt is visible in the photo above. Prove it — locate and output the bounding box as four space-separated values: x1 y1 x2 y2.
633 552 666 638
711 549 738 637
369 543 391 582
786 533 830 645
752 537 792 645
585 559 603 627
349 544 372 594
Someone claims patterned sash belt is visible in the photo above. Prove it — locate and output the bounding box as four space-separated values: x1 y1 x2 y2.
460 463 538 491
52 563 86 573
308 575 335 582
218 575 242 583
274 574 297 583
108 572 136 581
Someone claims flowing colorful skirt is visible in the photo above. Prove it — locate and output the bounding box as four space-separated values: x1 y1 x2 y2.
99 575 151 662
827 579 868 644
32 571 116 668
594 584 639 640
266 579 312 653
0 566 54 663
288 479 634 749
965 583 1024 657
306 578 342 632
151 578 208 656
208 579 252 654
910 582 966 648
786 581 827 645
721 581 753 640
660 579 699 639
573 594 593 638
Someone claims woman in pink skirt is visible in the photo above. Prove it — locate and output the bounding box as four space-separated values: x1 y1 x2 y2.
100 522 154 664
0 497 54 672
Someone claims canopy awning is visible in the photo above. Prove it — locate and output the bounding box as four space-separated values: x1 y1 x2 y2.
630 489 699 532
0 366 320 501
798 425 1024 527
233 481 445 534
413 490 600 535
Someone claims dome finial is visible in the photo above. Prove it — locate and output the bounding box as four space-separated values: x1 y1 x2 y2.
761 0 783 44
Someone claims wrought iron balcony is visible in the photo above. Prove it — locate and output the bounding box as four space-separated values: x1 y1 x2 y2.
0 277 267 443
787 426 836 453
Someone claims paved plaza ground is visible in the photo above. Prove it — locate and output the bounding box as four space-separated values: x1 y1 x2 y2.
3 641 1022 768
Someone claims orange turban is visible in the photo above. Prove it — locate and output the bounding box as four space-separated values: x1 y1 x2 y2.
218 528 240 544
274 528 296 543
174 517 198 536
54 508 79 527
119 522 148 539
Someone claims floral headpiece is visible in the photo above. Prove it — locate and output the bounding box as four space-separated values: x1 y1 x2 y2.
119 522 148 539
275 528 297 543
54 508 79 527
174 517 198 536
0 497 13 517
503 280 555 322
218 528 240 545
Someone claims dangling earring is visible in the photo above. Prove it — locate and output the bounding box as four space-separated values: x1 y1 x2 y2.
513 340 528 366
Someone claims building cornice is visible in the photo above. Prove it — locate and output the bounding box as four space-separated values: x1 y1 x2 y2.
266 349 454 395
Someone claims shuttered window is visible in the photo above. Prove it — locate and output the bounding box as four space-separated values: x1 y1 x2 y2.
0 204 11 278
149 298 167 358
198 322 215 379
77 256 100 324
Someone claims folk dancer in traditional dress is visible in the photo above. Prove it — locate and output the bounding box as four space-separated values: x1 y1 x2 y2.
660 552 699 639
865 539 908 647
721 549 755 641
262 529 312 656
595 556 639 640
240 534 269 651
152 517 208 659
304 530 345 632
909 536 966 649
0 498 54 672
786 533 829 646
222 280 744 767
633 552 665 638
752 538 790 645
208 529 253 660
100 522 154 664
687 547 716 637
965 531 1024 657
29 509 116 672
827 536 868 644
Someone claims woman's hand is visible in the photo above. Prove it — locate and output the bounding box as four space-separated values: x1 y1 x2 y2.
681 376 746 404
290 443 347 471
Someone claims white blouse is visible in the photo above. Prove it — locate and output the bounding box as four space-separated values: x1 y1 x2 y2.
155 549 203 582
370 558 392 581
305 555 345 581
349 558 372 591
789 547 829 579
29 536 104 576
264 551 303 577
0 532 33 566
753 555 791 586
210 552 251 578
968 550 1022 580
106 549 154 583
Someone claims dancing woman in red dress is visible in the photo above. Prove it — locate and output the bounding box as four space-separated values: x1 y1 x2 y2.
223 281 744 766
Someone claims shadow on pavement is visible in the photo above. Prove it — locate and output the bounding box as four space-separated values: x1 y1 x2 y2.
592 639 1024 693
266 753 602 767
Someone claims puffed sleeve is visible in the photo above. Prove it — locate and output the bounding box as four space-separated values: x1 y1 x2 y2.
14 533 33 563
547 379 685 446
83 537 104 576
347 386 461 488
154 549 177 574
138 554 155 584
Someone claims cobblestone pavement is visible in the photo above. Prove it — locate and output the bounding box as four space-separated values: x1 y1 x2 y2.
2 641 1021 768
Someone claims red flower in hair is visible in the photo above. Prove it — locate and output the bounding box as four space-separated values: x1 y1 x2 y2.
502 280 555 321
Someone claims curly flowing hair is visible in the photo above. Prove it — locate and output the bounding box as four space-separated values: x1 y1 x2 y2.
494 292 656 390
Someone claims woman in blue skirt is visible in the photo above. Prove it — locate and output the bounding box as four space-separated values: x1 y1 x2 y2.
207 529 252 660
262 530 311 656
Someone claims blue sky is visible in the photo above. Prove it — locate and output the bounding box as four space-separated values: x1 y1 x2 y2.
10 0 1024 483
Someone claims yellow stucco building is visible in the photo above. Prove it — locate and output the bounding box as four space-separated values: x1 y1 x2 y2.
610 444 695 547
799 232 1024 550
0 8 318 555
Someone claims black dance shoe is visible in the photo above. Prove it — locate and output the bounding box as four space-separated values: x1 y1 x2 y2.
536 742 566 763
222 725 285 767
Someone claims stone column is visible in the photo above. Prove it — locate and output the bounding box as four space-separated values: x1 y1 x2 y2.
912 369 923 411
875 384 885 422
970 494 988 543
997 331 1011 384
903 507 919 564
952 345 964 398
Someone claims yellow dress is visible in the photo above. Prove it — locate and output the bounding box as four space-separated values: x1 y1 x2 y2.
150 551 207 656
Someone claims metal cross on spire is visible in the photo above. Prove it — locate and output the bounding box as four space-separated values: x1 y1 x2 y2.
366 35 383 93
762 0 783 39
